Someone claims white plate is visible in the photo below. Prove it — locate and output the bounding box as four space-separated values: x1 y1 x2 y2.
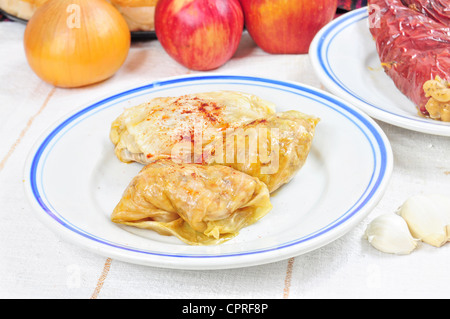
310 7 450 136
24 74 393 270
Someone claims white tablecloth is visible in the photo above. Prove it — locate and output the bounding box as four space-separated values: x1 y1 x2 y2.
1 21 450 299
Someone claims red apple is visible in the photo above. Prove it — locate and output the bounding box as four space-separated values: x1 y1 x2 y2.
155 0 244 71
240 0 338 54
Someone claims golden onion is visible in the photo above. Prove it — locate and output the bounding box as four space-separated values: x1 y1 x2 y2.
24 0 131 88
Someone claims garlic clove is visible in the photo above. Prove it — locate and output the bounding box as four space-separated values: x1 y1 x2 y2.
397 194 450 248
364 213 419 255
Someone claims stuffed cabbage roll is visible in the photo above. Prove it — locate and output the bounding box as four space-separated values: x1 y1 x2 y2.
110 91 319 193
202 110 319 193
111 160 272 245
110 91 276 164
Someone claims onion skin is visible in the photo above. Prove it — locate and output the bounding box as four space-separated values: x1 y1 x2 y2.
24 0 131 88
155 0 244 71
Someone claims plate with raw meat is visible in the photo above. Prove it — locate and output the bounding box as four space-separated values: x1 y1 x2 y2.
310 5 450 136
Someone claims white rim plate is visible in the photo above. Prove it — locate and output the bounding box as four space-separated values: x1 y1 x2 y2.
310 7 450 136
24 74 393 270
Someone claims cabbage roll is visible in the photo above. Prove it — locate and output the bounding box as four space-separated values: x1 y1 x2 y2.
111 160 272 245
203 110 319 193
111 92 319 192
